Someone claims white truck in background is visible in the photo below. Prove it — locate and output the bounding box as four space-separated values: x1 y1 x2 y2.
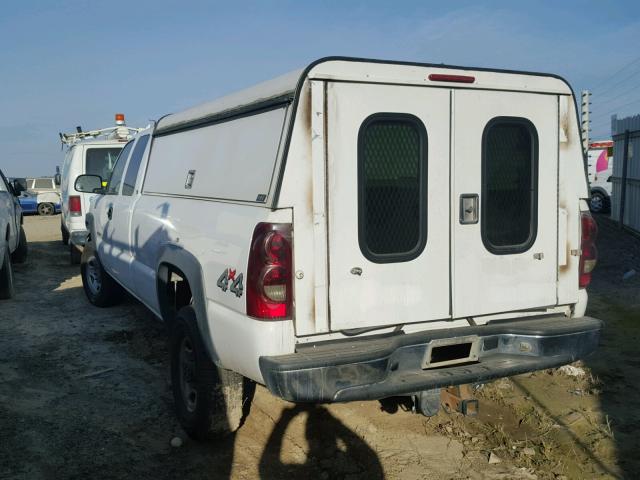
25 177 61 216
59 114 142 263
74 57 603 441
587 140 614 213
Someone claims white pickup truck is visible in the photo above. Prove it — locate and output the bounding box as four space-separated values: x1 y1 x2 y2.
75 57 603 441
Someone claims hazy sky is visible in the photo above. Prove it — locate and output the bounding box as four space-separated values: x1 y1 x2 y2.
2 0 639 177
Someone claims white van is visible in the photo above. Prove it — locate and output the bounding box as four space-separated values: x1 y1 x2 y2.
586 140 614 213
59 115 141 263
75 57 603 441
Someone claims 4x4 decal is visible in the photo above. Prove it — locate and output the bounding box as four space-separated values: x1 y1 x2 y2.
217 268 244 298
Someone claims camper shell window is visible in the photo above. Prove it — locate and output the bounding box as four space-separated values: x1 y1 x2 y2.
481 117 538 254
34 178 53 189
358 113 428 263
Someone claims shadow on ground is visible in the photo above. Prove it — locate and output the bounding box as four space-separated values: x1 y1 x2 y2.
583 214 640 478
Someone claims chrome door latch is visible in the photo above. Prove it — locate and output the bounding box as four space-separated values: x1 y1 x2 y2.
184 169 196 189
533 252 544 260
350 267 362 276
459 194 479 224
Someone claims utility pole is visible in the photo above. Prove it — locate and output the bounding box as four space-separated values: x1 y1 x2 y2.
581 90 591 153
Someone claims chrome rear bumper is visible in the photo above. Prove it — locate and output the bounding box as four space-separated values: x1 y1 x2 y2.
259 316 603 402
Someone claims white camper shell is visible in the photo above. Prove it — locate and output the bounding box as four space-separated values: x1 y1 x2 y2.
77 57 603 439
59 117 142 263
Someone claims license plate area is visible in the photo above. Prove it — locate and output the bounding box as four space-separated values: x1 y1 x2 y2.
422 335 480 369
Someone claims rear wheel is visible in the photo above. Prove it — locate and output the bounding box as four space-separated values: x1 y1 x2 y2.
37 202 55 216
11 226 28 264
590 191 609 213
0 248 15 300
80 245 123 307
170 305 253 441
61 222 69 245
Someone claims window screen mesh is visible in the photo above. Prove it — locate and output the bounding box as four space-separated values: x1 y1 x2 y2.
483 121 537 250
360 118 426 259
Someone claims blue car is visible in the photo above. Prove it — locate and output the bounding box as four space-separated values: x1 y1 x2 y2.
18 192 61 216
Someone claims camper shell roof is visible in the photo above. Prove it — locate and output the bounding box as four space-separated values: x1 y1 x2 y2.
154 56 574 136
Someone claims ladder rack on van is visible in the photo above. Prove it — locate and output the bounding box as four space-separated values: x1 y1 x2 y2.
59 113 143 146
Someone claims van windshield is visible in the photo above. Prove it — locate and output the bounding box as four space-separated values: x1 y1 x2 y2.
85 148 123 180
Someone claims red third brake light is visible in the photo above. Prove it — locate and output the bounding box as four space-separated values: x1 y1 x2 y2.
247 223 293 320
69 195 82 216
579 212 598 288
428 73 476 83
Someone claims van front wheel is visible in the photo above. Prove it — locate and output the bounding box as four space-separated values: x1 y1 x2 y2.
170 305 253 441
80 246 123 307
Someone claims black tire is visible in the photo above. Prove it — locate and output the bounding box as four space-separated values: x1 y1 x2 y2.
61 222 69 245
70 244 81 265
170 305 254 441
37 202 55 216
80 244 123 307
11 226 28 264
589 191 609 214
0 248 15 300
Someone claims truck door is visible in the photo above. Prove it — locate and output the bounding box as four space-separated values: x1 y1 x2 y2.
97 136 150 291
451 90 558 318
326 82 451 330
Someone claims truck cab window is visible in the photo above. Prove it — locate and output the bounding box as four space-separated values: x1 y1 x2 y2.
105 141 134 195
122 135 150 196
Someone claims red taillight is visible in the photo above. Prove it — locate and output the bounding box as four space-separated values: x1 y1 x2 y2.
69 195 82 216
579 212 598 288
247 223 293 319
428 73 476 83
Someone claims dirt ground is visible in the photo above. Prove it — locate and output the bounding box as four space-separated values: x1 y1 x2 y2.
1 214 638 480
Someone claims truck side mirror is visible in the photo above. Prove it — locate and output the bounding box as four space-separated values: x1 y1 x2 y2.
75 174 104 194
54 173 61 186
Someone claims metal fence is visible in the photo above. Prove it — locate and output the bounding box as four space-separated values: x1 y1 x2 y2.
610 114 640 234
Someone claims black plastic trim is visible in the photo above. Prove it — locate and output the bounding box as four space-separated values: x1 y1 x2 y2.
271 55 588 209
357 112 428 264
481 116 539 255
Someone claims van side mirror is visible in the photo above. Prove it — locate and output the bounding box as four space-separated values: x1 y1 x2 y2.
75 174 104 194
54 173 61 186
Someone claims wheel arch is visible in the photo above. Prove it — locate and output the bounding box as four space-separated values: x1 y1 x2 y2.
590 186 609 198
156 245 218 364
